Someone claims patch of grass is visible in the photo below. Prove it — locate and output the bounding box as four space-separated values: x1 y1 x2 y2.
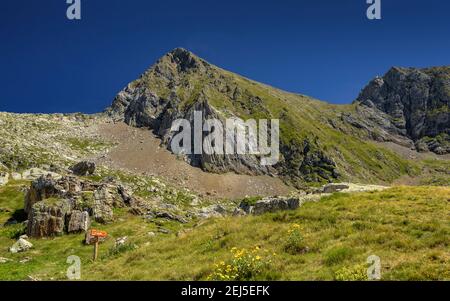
323 247 354 266
66 137 112 153
0 223 26 239
0 181 27 212
0 181 27 225
105 243 137 258
240 196 263 207
207 247 274 281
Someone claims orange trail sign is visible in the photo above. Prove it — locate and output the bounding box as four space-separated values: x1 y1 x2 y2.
90 229 108 261
90 229 108 238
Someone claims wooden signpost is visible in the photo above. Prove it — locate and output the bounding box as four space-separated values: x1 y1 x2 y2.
90 229 108 261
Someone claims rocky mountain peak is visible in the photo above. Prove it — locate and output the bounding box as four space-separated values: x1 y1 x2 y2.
166 47 200 67
356 66 450 154
151 48 209 77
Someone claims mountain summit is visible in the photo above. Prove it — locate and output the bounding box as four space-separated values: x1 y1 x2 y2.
107 49 449 186
356 66 450 154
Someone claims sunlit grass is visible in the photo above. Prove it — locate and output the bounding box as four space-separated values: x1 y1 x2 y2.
0 185 448 280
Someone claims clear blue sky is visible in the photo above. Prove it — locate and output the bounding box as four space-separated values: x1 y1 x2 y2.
1 0 449 113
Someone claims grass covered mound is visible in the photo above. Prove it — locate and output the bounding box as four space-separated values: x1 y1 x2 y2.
0 184 448 280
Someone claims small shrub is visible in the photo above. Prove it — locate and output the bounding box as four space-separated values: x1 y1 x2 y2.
272 212 289 222
106 243 137 258
324 247 354 266
352 221 368 231
207 246 274 281
1 223 26 239
334 264 367 281
240 196 263 207
283 224 308 254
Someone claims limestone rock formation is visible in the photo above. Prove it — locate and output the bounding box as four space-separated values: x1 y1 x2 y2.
27 199 72 237
9 238 33 253
356 67 450 154
239 197 300 215
24 175 151 238
67 210 90 233
321 183 350 193
0 172 9 186
70 161 96 176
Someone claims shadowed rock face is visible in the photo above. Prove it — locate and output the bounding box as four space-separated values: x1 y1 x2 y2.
356 67 450 154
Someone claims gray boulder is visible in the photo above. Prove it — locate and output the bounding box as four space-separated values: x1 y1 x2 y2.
70 161 96 176
0 257 12 263
22 168 61 181
321 183 350 193
118 185 150 215
232 207 247 216
24 175 83 214
0 172 9 186
24 174 156 238
115 236 128 247
9 238 33 253
24 175 60 214
67 210 90 233
27 199 72 237
196 205 227 219
92 186 116 223
239 197 300 215
152 211 188 223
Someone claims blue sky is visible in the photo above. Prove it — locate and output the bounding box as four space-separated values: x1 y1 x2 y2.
1 0 449 113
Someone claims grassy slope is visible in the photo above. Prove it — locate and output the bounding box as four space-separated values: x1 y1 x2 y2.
1 184 448 280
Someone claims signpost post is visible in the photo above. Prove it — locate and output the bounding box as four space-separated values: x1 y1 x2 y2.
89 229 108 261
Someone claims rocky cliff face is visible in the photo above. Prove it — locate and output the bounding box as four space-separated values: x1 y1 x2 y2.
107 48 441 185
107 48 341 184
356 67 450 154
108 48 275 176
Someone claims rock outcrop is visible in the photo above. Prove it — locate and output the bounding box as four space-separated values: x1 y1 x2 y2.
70 161 96 176
27 200 73 237
67 210 91 233
0 172 9 186
321 183 350 193
25 175 65 214
239 197 300 215
24 175 152 238
356 66 450 154
9 237 33 253
196 204 227 219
